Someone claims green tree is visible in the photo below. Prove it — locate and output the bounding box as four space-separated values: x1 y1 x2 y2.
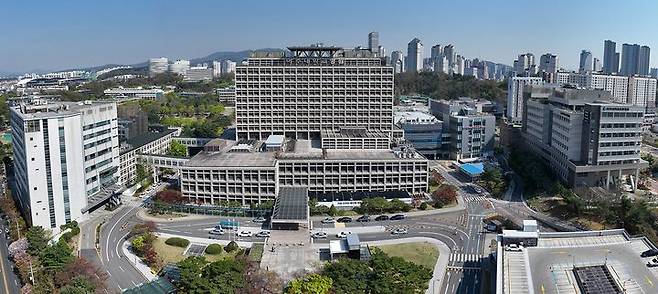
323 258 371 294
202 259 246 292
368 249 432 293
60 276 96 294
286 274 333 294
167 140 188 157
176 256 208 293
26 226 49 256
40 241 74 270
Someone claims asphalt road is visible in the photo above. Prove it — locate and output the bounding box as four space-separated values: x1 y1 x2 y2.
0 218 21 294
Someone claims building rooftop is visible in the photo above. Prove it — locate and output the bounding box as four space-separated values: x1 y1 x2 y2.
498 229 658 294
394 111 440 125
272 187 309 222
11 100 115 120
120 129 176 155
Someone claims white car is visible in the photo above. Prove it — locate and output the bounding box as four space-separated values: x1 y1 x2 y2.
312 232 328 239
255 231 271 238
391 228 408 235
209 229 225 235
253 217 267 223
236 230 253 237
336 231 352 238
505 244 523 252
321 217 335 224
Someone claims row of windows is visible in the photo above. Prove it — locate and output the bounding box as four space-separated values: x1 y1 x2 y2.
599 141 640 147
237 67 392 75
600 123 640 128
83 119 111 131
601 111 643 118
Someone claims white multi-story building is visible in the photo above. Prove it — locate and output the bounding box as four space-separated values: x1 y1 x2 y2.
11 101 119 231
235 47 394 140
118 130 175 186
169 59 190 76
507 77 544 123
555 72 656 107
391 51 404 74
216 86 236 104
148 57 169 77
103 87 164 100
212 61 222 78
522 86 646 188
183 66 213 82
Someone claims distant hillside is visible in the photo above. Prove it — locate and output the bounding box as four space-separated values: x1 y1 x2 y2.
188 48 286 65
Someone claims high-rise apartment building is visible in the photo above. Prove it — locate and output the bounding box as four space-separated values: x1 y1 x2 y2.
368 32 379 53
514 53 537 76
539 53 559 82
639 46 651 76
430 44 443 60
593 58 602 72
222 60 236 74
235 46 393 140
212 61 222 78
391 51 404 74
621 44 640 76
579 50 593 73
603 40 619 74
148 57 168 77
556 72 656 107
507 77 544 123
11 101 119 230
406 38 423 72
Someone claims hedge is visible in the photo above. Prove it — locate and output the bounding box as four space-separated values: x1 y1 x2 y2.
165 237 190 248
224 241 239 253
205 244 223 255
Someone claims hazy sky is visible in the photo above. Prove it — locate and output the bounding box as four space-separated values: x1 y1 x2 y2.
2 0 658 73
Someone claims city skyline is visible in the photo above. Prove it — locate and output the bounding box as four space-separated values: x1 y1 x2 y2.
2 0 658 73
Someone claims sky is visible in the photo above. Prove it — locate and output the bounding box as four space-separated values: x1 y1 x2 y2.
2 0 658 73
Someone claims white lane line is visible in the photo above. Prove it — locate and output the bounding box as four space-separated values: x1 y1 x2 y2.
132 280 138 287
116 284 122 291
115 232 129 259
105 205 140 262
119 266 125 272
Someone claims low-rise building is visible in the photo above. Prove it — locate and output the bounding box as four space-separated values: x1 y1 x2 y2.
216 86 236 104
103 87 164 100
394 111 443 159
118 130 176 186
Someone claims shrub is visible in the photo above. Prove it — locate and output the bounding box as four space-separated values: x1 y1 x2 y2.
165 237 190 248
225 241 239 253
205 244 223 255
419 202 428 210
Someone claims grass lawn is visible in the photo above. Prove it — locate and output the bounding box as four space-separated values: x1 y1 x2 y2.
152 238 238 264
375 242 439 270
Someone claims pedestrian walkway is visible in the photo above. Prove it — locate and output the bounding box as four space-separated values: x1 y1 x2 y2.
449 253 485 263
463 196 489 203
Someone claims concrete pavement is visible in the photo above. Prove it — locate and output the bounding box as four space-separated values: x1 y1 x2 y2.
0 219 21 294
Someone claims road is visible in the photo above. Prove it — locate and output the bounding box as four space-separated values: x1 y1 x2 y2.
0 218 21 294
87 159 555 294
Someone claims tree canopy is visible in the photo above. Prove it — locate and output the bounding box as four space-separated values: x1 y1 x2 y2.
395 72 507 104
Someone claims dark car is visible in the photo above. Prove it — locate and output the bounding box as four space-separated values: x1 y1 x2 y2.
375 215 389 221
356 215 370 222
337 217 353 223
390 214 406 221
642 249 658 258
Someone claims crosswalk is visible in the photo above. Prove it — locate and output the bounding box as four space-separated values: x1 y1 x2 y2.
449 253 485 263
464 196 489 203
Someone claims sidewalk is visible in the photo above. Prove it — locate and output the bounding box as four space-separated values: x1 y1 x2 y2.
136 208 218 223
364 237 451 294
308 200 465 222
121 240 158 281
310 225 386 235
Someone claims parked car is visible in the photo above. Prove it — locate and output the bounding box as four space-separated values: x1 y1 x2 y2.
255 231 271 238
391 228 408 235
356 215 370 222
641 249 658 258
236 230 253 237
336 231 352 238
209 228 225 235
312 232 328 239
390 214 406 221
337 217 353 223
375 215 389 221
321 217 335 224
647 258 658 267
505 244 523 252
253 217 267 223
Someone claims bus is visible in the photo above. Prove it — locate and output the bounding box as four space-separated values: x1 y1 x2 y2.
216 220 240 230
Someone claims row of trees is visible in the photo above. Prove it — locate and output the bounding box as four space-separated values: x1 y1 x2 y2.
394 72 507 104
479 165 507 198
286 249 432 294
13 225 106 293
129 221 162 270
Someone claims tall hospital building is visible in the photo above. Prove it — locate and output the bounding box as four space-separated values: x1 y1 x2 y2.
521 86 647 189
180 46 428 206
11 101 119 231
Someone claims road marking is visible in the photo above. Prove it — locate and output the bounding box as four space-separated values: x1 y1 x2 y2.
105 205 140 262
0 236 11 294
119 266 125 272
646 275 654 287
132 280 138 287
541 284 545 294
